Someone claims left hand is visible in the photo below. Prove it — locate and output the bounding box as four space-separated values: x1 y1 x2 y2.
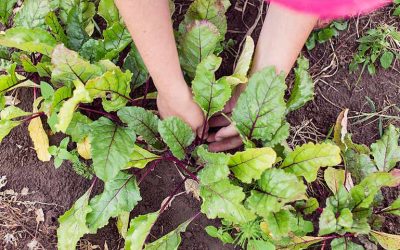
207 84 245 152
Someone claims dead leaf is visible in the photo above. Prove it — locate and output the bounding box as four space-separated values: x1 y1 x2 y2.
333 109 349 150
77 137 92 160
20 187 29 196
5 95 21 105
27 239 38 250
35 208 44 224
184 179 200 201
28 116 51 162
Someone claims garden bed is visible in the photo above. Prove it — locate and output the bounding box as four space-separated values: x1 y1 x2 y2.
1 0 399 249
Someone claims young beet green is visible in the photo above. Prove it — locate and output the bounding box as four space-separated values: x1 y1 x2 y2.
0 0 399 249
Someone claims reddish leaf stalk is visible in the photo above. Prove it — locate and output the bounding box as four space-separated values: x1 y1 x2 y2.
163 156 199 182
138 159 161 185
78 105 119 122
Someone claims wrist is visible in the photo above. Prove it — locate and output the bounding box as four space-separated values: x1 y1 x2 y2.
156 76 191 99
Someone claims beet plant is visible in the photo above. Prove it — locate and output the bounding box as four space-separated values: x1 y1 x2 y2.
0 0 399 249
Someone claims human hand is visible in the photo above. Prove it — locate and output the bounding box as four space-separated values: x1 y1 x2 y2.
157 84 206 138
207 84 246 152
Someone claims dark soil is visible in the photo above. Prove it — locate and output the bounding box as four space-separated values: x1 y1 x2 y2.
1 0 399 249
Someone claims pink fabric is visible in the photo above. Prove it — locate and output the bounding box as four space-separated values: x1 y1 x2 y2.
269 0 393 18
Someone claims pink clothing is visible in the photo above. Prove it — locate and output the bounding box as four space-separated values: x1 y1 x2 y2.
269 0 393 18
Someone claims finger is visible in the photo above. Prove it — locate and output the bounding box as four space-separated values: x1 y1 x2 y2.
208 115 230 128
206 132 217 142
208 136 243 152
215 125 239 141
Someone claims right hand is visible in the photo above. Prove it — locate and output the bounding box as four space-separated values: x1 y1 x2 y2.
157 84 206 138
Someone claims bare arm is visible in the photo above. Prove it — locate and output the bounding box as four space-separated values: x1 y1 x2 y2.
115 0 204 132
208 3 318 152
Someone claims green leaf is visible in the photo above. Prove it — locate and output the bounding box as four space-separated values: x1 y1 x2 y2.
331 238 364 250
0 0 17 25
65 112 92 142
380 51 394 69
0 64 19 95
40 81 54 101
318 207 337 235
344 149 377 184
14 0 51 29
59 0 95 30
90 117 136 181
197 146 230 185
125 211 159 250
280 142 342 182
179 20 221 78
324 167 345 194
247 240 275 250
197 148 255 224
233 36 255 79
246 168 306 217
79 39 107 62
45 12 68 44
181 0 230 37
370 230 400 250
51 45 102 85
124 145 161 169
123 44 149 88
265 210 291 239
351 171 400 212
103 22 132 60
0 27 57 56
57 188 92 250
0 120 20 143
98 0 121 26
337 208 354 229
232 67 286 141
118 106 162 148
117 211 130 239
279 235 327 250
66 5 90 51
1 105 30 120
228 147 276 183
192 55 230 117
144 217 194 250
371 124 400 171
86 68 132 112
86 171 141 231
381 197 400 216
55 81 92 133
296 197 319 215
205 226 234 244
286 57 314 112
158 117 195 160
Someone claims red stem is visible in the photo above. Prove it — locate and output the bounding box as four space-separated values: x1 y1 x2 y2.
164 156 199 182
78 105 119 122
138 160 161 185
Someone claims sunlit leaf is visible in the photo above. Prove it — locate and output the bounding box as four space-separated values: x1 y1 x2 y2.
98 0 121 26
86 67 132 112
55 81 92 133
57 188 92 250
117 211 130 239
77 136 91 160
370 230 400 250
228 147 276 183
280 142 342 182
124 145 160 169
246 168 306 217
233 36 255 80
28 114 51 162
125 211 159 250
14 0 51 29
0 27 57 56
324 167 345 194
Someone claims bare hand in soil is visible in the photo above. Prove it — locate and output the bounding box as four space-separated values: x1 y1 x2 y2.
207 84 246 152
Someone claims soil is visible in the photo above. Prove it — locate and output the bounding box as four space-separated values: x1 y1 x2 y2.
1 0 399 249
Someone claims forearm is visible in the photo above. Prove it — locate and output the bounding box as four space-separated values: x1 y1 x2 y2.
251 3 318 76
114 0 186 96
